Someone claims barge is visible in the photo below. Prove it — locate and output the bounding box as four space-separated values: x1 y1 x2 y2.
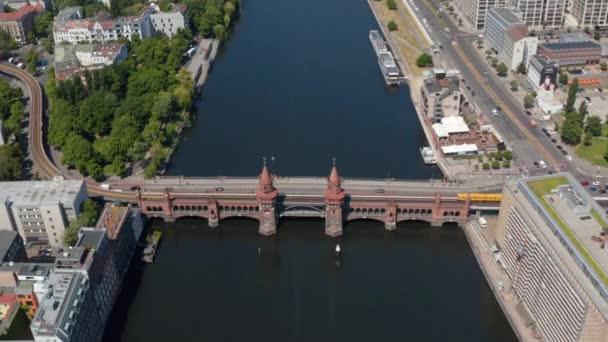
142 230 162 264
369 30 404 86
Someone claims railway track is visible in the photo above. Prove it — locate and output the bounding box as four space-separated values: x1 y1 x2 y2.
0 63 136 202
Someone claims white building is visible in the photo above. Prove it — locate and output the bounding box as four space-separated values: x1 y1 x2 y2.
53 6 154 45
485 7 524 51
571 0 608 28
0 179 88 247
456 0 507 30
493 174 608 341
432 115 470 138
527 54 559 88
499 25 538 70
149 3 187 37
54 43 128 81
509 0 566 28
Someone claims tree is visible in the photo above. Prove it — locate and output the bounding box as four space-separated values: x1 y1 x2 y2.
485 49 492 57
601 62 608 71
198 7 223 36
4 101 24 136
62 133 96 174
213 24 226 41
565 78 579 113
502 160 510 168
491 57 498 67
516 62 527 74
78 91 118 135
502 150 513 160
510 80 518 91
583 133 592 146
523 94 535 109
0 144 22 180
387 20 398 31
604 144 608 161
34 11 54 37
387 0 397 10
416 53 433 67
0 31 17 59
491 160 500 169
586 115 602 136
561 111 583 145
63 199 100 246
24 49 40 74
559 72 569 85
579 100 588 124
594 31 601 41
496 63 508 77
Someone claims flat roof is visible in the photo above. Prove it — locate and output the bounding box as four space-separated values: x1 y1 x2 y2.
0 179 84 207
489 7 523 25
432 116 470 138
542 41 601 50
522 174 608 291
440 143 478 154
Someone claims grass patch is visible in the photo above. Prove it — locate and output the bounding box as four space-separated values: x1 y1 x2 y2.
575 137 608 167
527 177 608 286
602 124 608 137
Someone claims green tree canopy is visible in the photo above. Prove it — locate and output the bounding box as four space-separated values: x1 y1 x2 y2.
0 144 23 180
416 53 433 67
565 78 579 112
586 116 602 136
496 63 508 77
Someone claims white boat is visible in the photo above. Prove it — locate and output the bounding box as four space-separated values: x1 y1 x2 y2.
420 147 437 164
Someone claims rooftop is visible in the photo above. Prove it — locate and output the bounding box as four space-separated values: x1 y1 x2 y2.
505 25 528 42
542 41 601 50
522 174 608 291
559 32 592 43
96 204 129 239
0 4 43 21
432 116 470 138
0 179 85 207
489 7 523 25
31 270 88 338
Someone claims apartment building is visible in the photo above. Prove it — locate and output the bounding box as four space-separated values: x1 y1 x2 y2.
54 43 128 81
0 4 43 43
149 3 187 37
485 8 524 51
509 0 566 28
53 6 154 44
0 179 88 247
456 0 507 30
571 0 608 27
421 69 462 123
492 174 608 341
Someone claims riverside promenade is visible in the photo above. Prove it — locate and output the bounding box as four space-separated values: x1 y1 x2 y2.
367 0 455 180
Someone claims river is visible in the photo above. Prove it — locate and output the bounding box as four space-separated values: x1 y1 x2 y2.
104 0 516 340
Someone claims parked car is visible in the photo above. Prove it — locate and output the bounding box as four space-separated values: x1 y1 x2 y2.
581 180 590 186
551 138 557 143
556 145 562 149
593 181 601 186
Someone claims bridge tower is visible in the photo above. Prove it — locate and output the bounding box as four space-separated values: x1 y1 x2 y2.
256 161 278 235
324 160 345 237
163 188 174 222
207 199 219 228
385 202 397 230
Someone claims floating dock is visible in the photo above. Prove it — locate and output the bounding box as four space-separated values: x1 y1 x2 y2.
142 230 162 264
369 30 405 86
186 38 220 94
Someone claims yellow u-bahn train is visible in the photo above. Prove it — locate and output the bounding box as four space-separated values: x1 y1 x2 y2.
457 193 502 202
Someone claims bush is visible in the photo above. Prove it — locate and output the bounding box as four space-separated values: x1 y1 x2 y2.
502 160 510 168
502 150 513 160
387 21 398 31
482 162 490 170
491 160 500 169
416 53 433 67
496 63 508 77
387 0 397 10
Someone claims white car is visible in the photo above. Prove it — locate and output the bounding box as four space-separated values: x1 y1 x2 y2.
492 109 498 116
566 155 573 161
479 217 487 228
592 181 601 186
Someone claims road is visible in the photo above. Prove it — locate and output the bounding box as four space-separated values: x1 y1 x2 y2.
404 0 584 178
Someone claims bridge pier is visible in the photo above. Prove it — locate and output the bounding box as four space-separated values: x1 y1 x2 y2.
385 202 397 231
325 205 343 237
258 206 277 236
208 200 219 228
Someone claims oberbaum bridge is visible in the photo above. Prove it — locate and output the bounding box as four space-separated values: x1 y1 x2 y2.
132 162 504 237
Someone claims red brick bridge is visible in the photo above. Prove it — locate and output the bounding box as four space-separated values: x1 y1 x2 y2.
137 163 501 236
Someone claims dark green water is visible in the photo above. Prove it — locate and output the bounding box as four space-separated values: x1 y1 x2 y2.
105 0 516 340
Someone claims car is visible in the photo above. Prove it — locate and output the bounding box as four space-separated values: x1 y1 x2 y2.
538 160 547 168
471 90 476 96
593 181 601 186
556 144 562 149
600 189 607 194
525 110 532 116
541 128 548 133
375 189 385 193
215 187 224 192
551 138 557 143
479 217 487 228
561 149 568 155
545 132 551 137
581 180 590 186
533 161 539 167
492 109 498 116
585 96 592 103
599 88 604 92
567 155 572 161
590 186 598 192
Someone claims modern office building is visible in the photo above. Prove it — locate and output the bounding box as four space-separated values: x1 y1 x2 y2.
571 0 608 28
0 179 88 247
0 231 26 263
527 54 559 87
509 0 566 28
492 174 608 341
499 25 538 70
485 8 524 51
30 205 141 342
456 0 507 30
538 41 602 66
0 4 43 43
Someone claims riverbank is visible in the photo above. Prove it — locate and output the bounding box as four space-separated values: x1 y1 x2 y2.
367 0 455 179
463 218 539 341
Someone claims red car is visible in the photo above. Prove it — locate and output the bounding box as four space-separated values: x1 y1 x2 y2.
580 181 590 186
